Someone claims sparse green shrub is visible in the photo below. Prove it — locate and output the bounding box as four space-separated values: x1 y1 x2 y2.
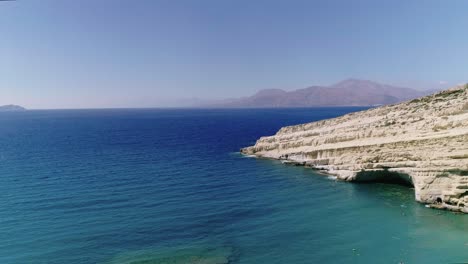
384 120 396 126
436 89 464 98
447 169 468 176
432 122 452 131
449 154 468 159
437 172 449 177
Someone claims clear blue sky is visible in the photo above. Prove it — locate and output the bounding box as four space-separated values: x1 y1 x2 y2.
1 0 467 109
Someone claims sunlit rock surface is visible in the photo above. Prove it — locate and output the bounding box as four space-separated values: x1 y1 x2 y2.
242 85 468 213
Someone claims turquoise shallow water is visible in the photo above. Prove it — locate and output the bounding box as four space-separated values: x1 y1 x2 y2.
0 108 466 264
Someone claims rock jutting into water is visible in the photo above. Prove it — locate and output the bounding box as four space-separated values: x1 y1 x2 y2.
241 84 468 213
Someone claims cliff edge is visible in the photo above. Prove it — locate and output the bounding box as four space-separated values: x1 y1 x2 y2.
242 85 468 213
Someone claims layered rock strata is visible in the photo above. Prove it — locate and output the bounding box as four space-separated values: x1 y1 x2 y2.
242 85 468 213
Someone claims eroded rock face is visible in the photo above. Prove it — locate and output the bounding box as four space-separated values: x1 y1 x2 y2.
242 85 468 213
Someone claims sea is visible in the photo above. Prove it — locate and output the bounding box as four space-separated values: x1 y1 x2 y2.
0 108 466 264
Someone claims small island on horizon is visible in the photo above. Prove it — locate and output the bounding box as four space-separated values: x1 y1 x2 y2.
0 105 26 112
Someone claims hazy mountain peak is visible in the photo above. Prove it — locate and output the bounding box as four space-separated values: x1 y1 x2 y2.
332 78 379 88
253 89 287 97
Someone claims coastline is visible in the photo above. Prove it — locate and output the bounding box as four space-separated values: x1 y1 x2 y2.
241 85 468 213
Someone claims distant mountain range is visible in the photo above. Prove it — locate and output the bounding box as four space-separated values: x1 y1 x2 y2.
0 105 26 112
205 79 438 108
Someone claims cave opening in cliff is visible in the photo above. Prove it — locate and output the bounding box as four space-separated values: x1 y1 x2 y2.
354 169 414 187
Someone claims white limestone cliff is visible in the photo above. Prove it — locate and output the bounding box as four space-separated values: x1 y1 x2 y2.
242 85 468 213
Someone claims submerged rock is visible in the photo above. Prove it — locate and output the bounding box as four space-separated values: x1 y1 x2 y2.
107 246 233 264
242 85 468 213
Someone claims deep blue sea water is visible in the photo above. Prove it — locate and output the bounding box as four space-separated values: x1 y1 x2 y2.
0 108 466 264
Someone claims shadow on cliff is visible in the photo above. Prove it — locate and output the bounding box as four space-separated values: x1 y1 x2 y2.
354 168 413 187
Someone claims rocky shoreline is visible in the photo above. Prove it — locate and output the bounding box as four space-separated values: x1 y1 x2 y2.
242 85 468 213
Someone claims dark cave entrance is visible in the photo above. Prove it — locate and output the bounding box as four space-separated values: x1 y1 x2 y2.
354 168 414 187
